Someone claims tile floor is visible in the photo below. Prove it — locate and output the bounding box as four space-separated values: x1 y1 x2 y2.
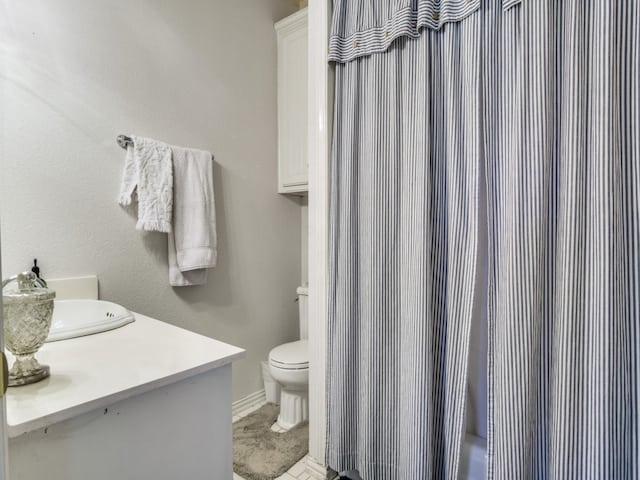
232 402 311 480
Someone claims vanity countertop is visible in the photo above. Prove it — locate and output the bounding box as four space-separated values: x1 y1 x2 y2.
5 312 245 437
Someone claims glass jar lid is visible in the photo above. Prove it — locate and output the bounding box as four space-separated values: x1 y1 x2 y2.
3 272 55 305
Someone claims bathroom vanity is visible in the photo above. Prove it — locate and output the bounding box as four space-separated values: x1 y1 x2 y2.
5 312 244 480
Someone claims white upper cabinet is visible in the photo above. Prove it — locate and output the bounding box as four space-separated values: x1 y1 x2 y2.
276 8 308 194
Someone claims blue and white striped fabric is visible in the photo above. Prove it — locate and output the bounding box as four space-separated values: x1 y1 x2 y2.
327 1 501 477
328 0 481 63
327 0 639 478
485 1 640 478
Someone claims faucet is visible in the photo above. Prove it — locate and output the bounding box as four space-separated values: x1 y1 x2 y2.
2 271 46 290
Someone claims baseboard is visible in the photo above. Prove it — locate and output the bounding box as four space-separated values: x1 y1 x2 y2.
232 389 267 419
305 454 331 479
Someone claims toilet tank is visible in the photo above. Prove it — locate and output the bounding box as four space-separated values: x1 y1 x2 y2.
297 286 309 340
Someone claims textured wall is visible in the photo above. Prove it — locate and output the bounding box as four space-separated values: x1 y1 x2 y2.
0 0 301 400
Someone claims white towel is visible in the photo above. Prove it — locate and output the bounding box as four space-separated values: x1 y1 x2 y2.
118 135 173 233
168 146 217 287
118 144 137 205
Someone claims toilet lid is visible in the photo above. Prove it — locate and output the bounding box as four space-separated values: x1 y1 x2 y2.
269 340 308 369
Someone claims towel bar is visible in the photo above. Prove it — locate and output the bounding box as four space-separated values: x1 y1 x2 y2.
116 135 133 149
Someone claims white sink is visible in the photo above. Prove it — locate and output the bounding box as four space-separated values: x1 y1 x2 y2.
46 299 135 342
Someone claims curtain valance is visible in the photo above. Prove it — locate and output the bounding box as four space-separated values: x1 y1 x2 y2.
329 0 522 63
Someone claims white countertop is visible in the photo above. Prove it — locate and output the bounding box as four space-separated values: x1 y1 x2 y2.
5 313 245 437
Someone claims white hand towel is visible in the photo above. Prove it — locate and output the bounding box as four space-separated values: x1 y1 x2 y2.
118 144 137 206
168 146 217 287
118 135 173 233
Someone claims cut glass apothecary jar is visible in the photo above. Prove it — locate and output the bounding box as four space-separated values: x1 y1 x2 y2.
2 271 55 386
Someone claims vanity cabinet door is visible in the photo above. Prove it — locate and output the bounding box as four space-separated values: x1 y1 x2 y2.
276 8 308 194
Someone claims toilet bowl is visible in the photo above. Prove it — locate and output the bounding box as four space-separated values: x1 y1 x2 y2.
268 286 309 430
269 339 309 429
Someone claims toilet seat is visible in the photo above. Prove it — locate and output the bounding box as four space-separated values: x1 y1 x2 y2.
269 340 308 370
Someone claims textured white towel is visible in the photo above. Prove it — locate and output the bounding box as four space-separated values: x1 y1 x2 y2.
118 135 173 233
118 145 137 205
168 146 217 287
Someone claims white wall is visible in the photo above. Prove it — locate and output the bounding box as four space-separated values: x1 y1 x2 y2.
0 0 300 401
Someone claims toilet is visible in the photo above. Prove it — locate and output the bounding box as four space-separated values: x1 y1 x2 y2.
268 286 309 430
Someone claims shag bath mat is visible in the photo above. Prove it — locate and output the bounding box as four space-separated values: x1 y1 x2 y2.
233 403 308 480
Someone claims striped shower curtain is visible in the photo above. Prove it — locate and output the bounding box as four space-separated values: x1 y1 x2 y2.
486 1 640 478
326 0 639 479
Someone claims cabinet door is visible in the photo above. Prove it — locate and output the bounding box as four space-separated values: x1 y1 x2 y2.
277 9 308 194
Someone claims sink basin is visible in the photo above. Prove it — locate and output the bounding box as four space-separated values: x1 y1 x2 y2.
46 299 135 342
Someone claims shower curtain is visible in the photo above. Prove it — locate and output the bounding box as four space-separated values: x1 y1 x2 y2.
486 1 640 478
326 0 639 479
327 1 495 478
